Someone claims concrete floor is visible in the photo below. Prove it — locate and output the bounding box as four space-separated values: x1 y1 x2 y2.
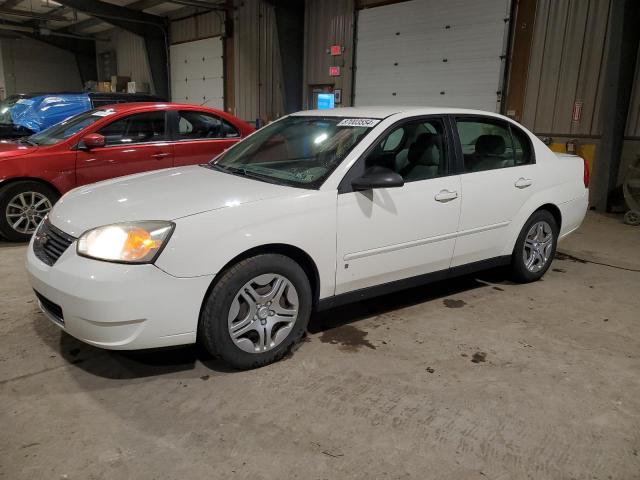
1 212 639 480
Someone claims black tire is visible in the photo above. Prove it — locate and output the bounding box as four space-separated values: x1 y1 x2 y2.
510 209 559 283
200 254 312 369
0 181 59 242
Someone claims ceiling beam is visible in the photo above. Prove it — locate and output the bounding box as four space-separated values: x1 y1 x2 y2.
0 6 70 22
59 0 168 33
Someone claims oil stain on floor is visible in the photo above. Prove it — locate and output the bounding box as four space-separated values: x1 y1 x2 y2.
443 299 466 308
319 325 376 352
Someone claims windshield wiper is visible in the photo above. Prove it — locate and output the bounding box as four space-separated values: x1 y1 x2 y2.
18 137 37 146
205 163 228 173
224 165 284 186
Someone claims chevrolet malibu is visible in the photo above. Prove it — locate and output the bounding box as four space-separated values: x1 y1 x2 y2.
0 102 253 241
26 107 589 369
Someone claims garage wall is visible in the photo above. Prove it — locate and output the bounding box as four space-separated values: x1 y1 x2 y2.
620 46 640 186
233 0 284 123
0 37 82 95
95 28 154 94
521 0 612 137
303 0 355 108
171 11 224 43
625 45 640 138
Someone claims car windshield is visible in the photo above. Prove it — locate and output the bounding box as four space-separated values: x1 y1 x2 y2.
27 108 115 146
208 116 375 188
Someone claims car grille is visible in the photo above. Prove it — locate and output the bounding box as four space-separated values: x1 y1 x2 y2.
33 221 76 266
34 290 64 324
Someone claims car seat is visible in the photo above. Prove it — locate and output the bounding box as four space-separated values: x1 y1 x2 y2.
399 133 442 181
468 134 512 171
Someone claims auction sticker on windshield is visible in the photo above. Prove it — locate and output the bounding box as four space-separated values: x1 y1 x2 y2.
337 118 380 127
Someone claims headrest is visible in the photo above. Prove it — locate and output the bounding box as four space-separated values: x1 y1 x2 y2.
408 133 441 166
475 135 505 155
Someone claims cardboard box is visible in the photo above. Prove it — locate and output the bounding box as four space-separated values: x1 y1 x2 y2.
97 81 112 93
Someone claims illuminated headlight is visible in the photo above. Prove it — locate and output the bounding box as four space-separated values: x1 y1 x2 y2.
77 221 174 263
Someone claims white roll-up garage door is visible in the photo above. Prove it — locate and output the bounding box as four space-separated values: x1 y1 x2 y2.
170 37 224 108
354 0 511 111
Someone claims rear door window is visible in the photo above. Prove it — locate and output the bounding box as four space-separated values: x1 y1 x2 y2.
455 117 533 172
176 111 240 140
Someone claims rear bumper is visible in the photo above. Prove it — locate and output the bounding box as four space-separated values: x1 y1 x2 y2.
26 238 214 350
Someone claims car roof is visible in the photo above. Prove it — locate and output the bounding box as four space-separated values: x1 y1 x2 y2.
293 106 509 119
93 102 223 113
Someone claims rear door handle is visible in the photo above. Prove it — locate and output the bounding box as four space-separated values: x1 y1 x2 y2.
515 177 533 189
152 152 171 159
434 190 459 202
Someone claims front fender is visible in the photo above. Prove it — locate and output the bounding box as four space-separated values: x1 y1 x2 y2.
155 190 338 299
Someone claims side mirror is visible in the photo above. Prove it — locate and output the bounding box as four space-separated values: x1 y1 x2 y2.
351 166 404 191
81 133 105 150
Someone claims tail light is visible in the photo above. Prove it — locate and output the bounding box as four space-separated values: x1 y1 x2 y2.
583 158 590 188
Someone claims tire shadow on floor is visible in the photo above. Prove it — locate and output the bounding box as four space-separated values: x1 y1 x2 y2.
32 267 512 380
308 267 513 334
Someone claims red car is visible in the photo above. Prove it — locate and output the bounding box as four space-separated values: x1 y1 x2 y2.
0 103 254 241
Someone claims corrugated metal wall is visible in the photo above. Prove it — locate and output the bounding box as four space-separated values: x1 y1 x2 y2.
303 0 355 107
522 0 612 136
233 0 283 123
170 11 225 44
96 28 154 93
625 46 640 138
116 30 153 91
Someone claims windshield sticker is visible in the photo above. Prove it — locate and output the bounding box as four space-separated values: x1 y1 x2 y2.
92 109 116 117
337 118 380 128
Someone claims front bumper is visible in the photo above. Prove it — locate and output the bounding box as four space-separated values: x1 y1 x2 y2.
26 236 214 350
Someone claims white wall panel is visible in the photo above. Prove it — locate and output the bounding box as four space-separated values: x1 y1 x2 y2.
0 37 82 95
354 0 510 111
170 37 224 108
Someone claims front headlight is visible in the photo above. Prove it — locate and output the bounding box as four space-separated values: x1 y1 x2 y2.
77 221 174 264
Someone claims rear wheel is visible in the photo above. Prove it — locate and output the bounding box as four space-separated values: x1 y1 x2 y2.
0 181 58 242
200 254 312 369
510 210 558 283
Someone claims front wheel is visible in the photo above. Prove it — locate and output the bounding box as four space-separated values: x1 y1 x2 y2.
200 254 312 369
0 181 58 242
510 210 558 283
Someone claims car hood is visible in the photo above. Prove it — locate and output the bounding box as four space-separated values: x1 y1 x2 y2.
0 140 37 158
49 165 305 237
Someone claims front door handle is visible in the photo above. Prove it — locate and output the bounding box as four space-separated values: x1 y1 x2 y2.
515 177 533 189
152 152 171 159
434 190 459 202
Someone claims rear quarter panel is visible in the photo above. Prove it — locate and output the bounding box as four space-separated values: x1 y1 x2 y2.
499 136 588 256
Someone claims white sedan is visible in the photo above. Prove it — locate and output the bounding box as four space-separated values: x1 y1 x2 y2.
26 107 589 368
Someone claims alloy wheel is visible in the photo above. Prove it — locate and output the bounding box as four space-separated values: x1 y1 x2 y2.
227 273 299 353
522 220 553 273
5 191 52 235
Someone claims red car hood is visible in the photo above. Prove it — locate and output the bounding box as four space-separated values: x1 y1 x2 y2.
0 141 38 158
